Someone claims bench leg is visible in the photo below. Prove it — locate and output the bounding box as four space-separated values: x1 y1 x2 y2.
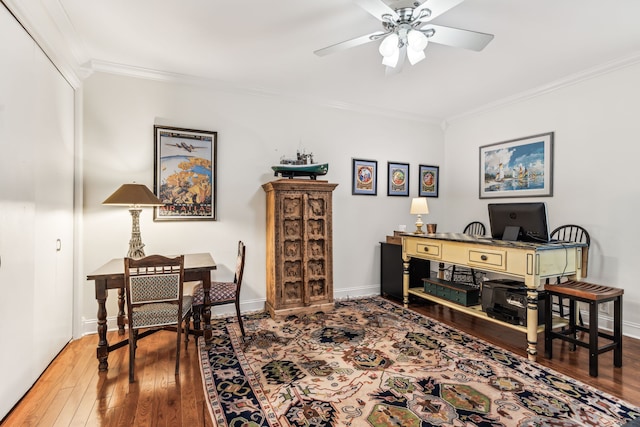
614 296 623 368
589 300 598 377
568 298 577 351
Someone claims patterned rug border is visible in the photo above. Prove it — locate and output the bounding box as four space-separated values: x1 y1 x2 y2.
198 296 640 426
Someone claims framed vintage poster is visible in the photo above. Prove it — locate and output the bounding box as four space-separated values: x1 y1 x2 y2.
479 132 554 199
154 125 217 220
419 164 439 197
387 162 410 196
352 158 377 195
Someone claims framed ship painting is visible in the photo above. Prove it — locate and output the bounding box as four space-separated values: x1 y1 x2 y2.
419 164 439 197
352 158 377 195
387 162 409 196
479 132 553 199
154 125 217 220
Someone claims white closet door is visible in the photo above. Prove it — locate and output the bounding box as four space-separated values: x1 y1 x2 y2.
0 4 74 419
32 42 75 369
0 6 37 420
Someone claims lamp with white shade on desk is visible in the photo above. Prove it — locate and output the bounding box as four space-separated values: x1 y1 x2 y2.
410 197 429 234
103 183 164 258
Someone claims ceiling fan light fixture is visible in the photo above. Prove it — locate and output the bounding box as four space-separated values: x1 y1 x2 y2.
406 46 426 65
378 33 399 57
382 47 400 67
407 29 428 51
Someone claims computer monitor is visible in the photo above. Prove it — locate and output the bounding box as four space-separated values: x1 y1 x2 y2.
488 202 550 242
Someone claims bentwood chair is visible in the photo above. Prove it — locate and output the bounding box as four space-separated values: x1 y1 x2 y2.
547 224 591 325
124 254 192 383
448 221 486 286
192 241 246 339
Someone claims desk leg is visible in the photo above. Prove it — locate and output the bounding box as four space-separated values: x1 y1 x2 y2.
94 279 109 371
526 289 539 362
402 256 410 308
202 273 212 346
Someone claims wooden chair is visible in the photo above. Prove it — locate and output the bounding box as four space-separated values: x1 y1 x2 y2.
124 254 192 383
192 241 246 338
547 225 591 325
448 221 486 286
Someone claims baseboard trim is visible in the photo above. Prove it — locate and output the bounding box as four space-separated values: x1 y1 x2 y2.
81 285 640 340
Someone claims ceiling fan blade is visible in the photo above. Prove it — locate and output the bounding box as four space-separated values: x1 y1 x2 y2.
354 0 399 22
421 24 494 51
314 31 385 57
413 0 464 22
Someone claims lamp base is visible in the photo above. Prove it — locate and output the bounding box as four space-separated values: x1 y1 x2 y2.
128 208 146 259
414 215 424 234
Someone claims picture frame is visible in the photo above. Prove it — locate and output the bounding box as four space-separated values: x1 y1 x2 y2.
352 158 377 195
479 132 554 199
153 125 217 221
419 164 439 197
387 162 410 196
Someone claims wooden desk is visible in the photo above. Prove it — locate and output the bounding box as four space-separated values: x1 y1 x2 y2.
87 252 216 371
402 233 587 361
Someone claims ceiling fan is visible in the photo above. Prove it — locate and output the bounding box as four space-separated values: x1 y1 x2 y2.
314 0 494 71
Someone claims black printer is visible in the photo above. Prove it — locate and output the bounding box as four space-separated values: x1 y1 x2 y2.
481 279 546 326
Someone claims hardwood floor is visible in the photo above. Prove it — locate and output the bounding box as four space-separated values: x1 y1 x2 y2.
1 330 213 427
2 298 639 426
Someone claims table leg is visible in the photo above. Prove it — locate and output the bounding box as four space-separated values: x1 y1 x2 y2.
202 273 212 346
95 279 109 371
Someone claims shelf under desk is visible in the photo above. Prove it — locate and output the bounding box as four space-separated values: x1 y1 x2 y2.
408 286 569 334
402 233 586 361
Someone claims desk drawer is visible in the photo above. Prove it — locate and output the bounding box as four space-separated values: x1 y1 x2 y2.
468 249 506 270
409 241 442 259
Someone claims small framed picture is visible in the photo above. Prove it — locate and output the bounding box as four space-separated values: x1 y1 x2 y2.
352 158 377 195
387 162 410 196
154 125 217 220
419 164 439 197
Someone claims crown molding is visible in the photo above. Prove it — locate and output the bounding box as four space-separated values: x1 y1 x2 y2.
444 51 640 125
86 59 441 125
2 0 83 88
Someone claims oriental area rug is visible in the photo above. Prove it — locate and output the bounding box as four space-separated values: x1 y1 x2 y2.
198 297 639 427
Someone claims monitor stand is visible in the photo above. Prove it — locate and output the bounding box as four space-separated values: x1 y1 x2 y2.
503 225 522 241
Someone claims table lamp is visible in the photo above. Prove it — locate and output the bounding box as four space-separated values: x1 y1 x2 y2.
410 197 429 234
103 183 164 258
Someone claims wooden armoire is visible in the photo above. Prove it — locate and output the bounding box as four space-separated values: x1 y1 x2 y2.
262 179 338 317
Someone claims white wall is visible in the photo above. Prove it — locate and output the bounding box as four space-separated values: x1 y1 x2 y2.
80 72 444 334
443 61 640 337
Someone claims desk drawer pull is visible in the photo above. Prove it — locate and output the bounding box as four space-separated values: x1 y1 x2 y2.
422 247 429 252
481 255 488 261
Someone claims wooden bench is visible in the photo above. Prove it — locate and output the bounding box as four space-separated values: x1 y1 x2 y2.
544 280 623 377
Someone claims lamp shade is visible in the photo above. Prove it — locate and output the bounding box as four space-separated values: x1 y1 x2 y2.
406 47 426 65
379 33 399 57
407 29 429 51
410 197 429 215
103 183 164 206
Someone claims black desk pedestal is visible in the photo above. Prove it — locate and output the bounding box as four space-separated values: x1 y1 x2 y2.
381 242 431 300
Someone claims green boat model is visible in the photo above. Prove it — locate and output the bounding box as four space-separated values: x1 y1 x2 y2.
272 151 329 180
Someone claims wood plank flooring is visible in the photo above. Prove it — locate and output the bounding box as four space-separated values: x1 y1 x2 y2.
1 330 212 427
2 297 639 426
